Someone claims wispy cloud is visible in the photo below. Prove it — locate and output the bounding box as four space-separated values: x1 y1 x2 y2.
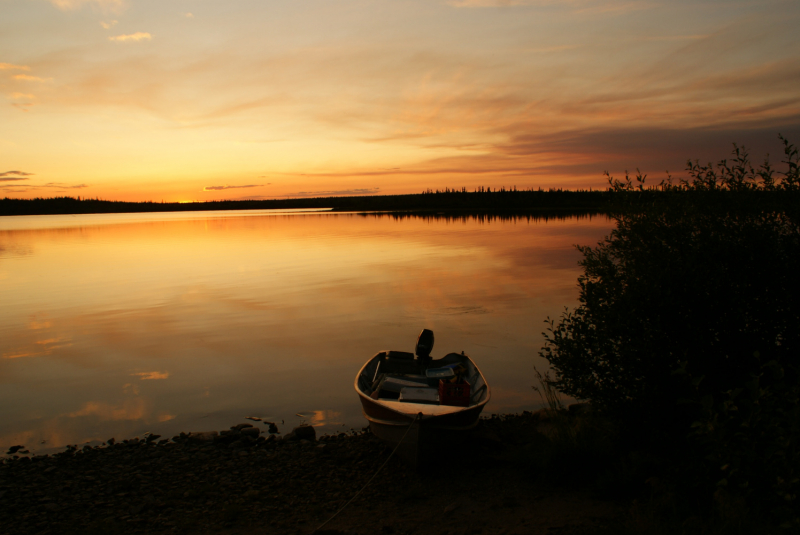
281 188 381 198
100 20 118 29
109 32 152 43
0 182 88 192
12 74 51 82
448 0 534 6
131 371 169 380
50 0 126 12
184 13 194 18
8 93 37 112
0 63 30 71
203 184 264 191
0 170 34 177
0 177 30 182
447 0 651 11
216 188 382 200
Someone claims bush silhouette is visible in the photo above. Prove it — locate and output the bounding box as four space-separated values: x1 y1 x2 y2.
540 136 800 527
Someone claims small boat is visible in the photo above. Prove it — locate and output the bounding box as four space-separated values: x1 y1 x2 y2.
354 329 491 467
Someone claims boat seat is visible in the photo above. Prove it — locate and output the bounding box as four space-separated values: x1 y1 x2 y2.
380 356 422 375
380 376 429 393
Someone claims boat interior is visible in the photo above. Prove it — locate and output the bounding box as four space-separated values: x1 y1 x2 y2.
357 349 489 409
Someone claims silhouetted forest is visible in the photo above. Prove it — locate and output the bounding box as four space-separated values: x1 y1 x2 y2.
1 188 611 216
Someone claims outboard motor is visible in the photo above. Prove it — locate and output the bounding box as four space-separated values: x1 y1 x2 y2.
415 329 434 361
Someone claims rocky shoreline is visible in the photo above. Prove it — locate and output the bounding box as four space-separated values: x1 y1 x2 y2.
0 413 624 535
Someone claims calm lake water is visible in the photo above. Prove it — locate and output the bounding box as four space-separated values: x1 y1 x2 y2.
0 210 612 455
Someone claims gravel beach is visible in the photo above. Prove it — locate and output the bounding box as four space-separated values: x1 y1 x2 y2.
0 413 624 535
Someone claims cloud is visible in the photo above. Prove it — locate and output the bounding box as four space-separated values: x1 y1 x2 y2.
51 183 89 189
0 170 34 177
50 0 126 11
100 20 118 29
398 122 800 189
0 182 88 192
184 13 194 18
0 63 30 71
448 0 536 6
0 177 30 182
109 32 152 43
280 188 382 198
203 184 264 191
214 187 382 200
446 0 651 11
12 74 51 82
131 371 169 380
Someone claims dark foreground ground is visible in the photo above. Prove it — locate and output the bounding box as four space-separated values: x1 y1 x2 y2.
0 414 625 535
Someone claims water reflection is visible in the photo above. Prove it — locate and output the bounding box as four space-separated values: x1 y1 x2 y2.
364 210 601 224
0 210 612 455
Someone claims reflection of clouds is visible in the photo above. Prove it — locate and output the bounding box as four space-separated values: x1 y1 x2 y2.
0 241 34 259
2 336 72 359
439 305 490 316
309 410 343 427
68 398 149 421
2 314 71 359
0 213 615 453
131 371 169 380
3 351 37 359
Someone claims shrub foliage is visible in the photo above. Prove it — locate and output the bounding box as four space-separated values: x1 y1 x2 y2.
539 136 800 526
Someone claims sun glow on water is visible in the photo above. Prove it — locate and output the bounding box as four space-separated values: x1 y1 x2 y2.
0 211 612 453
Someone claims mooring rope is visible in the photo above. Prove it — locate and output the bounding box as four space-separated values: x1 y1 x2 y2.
311 412 423 534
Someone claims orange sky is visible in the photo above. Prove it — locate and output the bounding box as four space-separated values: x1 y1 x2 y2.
2 0 799 202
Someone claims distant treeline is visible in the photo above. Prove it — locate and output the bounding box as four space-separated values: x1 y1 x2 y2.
1 188 611 216
4 186 796 217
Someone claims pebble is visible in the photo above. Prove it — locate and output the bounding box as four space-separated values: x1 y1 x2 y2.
444 501 460 513
0 414 539 535
187 431 218 442
286 425 316 442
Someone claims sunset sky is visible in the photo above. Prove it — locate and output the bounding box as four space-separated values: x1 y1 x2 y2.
2 0 799 202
